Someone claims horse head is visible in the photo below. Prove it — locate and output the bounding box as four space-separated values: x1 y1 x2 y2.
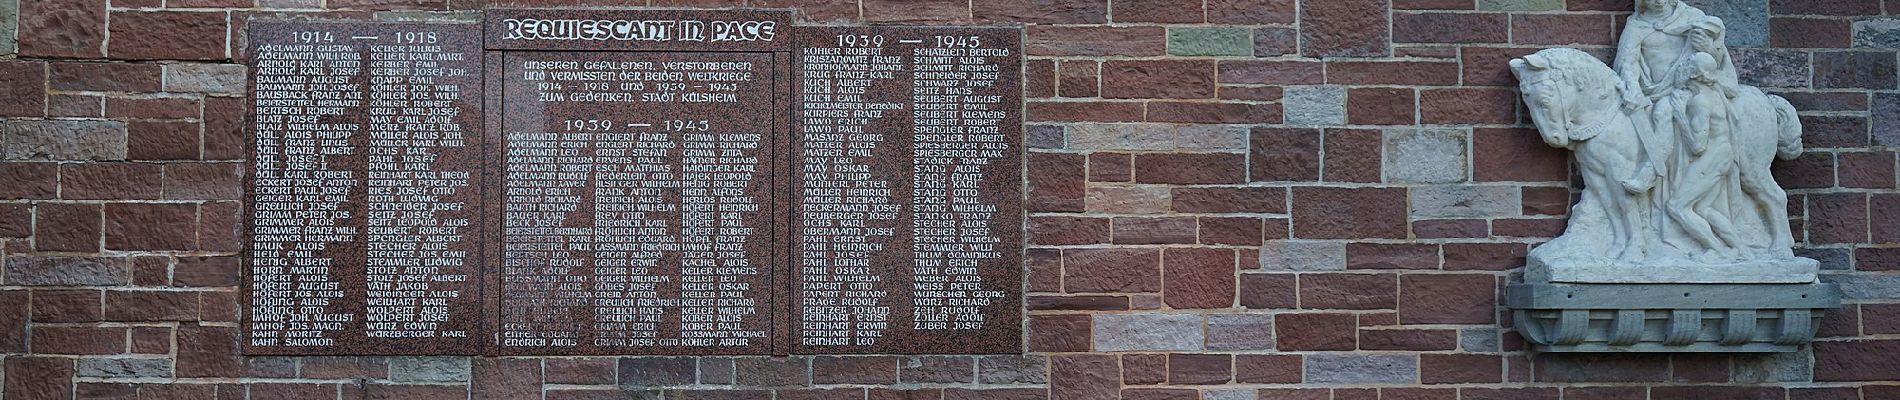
1510 48 1621 150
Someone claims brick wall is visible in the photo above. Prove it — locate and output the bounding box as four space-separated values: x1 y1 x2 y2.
0 0 1896 399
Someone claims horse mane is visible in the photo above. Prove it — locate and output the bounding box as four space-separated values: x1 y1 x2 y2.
1520 48 1620 98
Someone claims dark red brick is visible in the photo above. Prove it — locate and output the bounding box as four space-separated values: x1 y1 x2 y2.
5 356 75 399
1250 127 1320 182
1207 0 1294 24
105 203 199 251
1393 12 1507 43
1323 129 1383 183
1199 216 1263 246
1815 51 1898 90
1276 313 1357 350
0 61 47 117
1238 273 1297 309
1443 243 1527 271
35 202 102 252
1302 0 1391 57
1064 248 1160 293
1347 87 1415 125
1421 88 1518 125
60 162 162 200
1029 216 1109 245
50 62 162 92
1171 186 1283 213
1027 101 1144 123
1027 26 1166 57
1512 13 1612 46
1346 243 1438 270
1111 217 1196 245
108 11 228 60
1101 60 1215 99
126 121 201 160
1772 0 1881 15
1163 248 1236 309
1111 0 1201 23
1327 61 1460 86
1299 273 1396 310
1058 60 1100 98
1027 152 1085 212
1771 17 1852 48
32 326 126 354
1147 101 1279 124
973 0 1108 24
1399 274 1495 324
1134 153 1245 184
1292 187 1407 239
1219 60 1323 85
1167 353 1231 384
1839 151 1896 189
1088 152 1129 182
0 162 59 199
1050 355 1117 400
105 290 201 321
1808 193 1868 244
17 0 107 58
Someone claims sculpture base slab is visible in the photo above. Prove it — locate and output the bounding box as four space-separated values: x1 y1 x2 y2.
1506 282 1841 353
1526 257 1819 284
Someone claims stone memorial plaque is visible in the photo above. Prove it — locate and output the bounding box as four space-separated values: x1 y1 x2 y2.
789 26 1024 354
487 50 781 355
243 21 487 355
484 9 791 52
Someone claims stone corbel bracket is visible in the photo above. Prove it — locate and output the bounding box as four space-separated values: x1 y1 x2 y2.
1507 283 1841 352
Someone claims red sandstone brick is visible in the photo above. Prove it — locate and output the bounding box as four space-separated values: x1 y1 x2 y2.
1419 353 1502 384
1163 248 1236 309
1120 353 1166 385
1473 128 1568 182
1218 60 1323 85
131 326 173 353
1347 243 1439 270
1395 0 1470 9
17 0 107 58
0 204 28 237
131 255 169 286
198 290 238 322
1238 273 1297 309
1029 216 1110 245
105 289 201 321
1292 187 1407 239
50 62 162 92
1567 0 1631 10
1255 388 1327 400
1393 12 1507 44
1413 219 1487 239
1207 0 1294 24
0 61 47 117
47 94 102 117
973 0 1107 24
1220 85 1281 101
35 202 102 252
1421 88 1519 125
1461 388 1557 400
173 257 238 288
302 356 390 379
1276 313 1357 350
127 121 202 161
1360 328 1456 350
1561 387 1648 400
32 326 126 354
1347 87 1415 125
1171 186 1284 213
1199 217 1263 246
1111 0 1201 23
5 356 75 399
1250 127 1320 182
1443 243 1527 271
1521 186 1572 215
1322 129 1383 183
1026 26 1166 57
1027 152 1085 212
1026 59 1055 99
202 96 246 160
32 289 102 322
1299 273 1397 310
1026 101 1144 123
1134 153 1245 184
1400 274 1496 324
1512 14 1613 46
812 356 899 384
1167 353 1231 385
1147 101 1280 124
105 203 199 251
1808 193 1868 244
1028 295 1130 311
0 162 59 199
109 11 229 60
1112 217 1196 245
1874 194 1900 243
1102 60 1215 99
197 201 242 252
1058 60 1100 98
1027 249 1062 293
1088 152 1130 182
1461 46 1539 87
1772 0 1882 15
1326 61 1460 86
472 357 541 400
1050 355 1117 400
1839 151 1897 189
60 162 162 200
1301 0 1391 57
1064 248 1160 293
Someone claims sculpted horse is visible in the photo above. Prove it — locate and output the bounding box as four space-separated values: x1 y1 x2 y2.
1509 48 1804 266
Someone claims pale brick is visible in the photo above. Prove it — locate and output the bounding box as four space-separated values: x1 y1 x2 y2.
0 0 16 55
1169 26 1252 56
1460 328 1500 352
373 10 484 22
1202 389 1256 400
77 357 172 378
1690 0 1768 47
1206 313 1274 351
1066 123 1175 151
1410 186 1520 219
1086 185 1170 213
1478 0 1560 11
1283 86 1345 126
977 355 1048 384
1 120 126 161
162 63 246 94
1093 313 1203 352
1385 128 1469 183
389 356 469 383
1857 18 1900 48
1731 348 1813 383
1175 125 1249 151
1822 273 1900 299
1259 241 1345 271
1304 354 1418 384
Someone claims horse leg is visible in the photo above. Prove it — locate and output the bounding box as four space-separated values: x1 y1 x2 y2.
1739 167 1795 251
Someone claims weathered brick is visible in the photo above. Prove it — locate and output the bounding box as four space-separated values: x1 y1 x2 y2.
1064 123 1174 151
1093 313 1202 351
1275 313 1356 351
1411 185 1519 219
1260 240 1346 271
105 203 198 251
1163 248 1235 309
35 202 102 252
978 355 1047 385
1027 26 1165 57
1111 0 1201 23
108 11 228 60
1814 51 1897 90
61 162 162 200
0 162 56 199
1804 115 1870 148
164 63 247 94
1300 273 1397 310
175 324 242 377
1050 355 1117 400
1360 328 1457 351
972 0 1106 24
1146 101 1278 124
1304 354 1417 384
300 356 388 380
1771 17 1851 48
1121 353 1165 384
1 120 128 161
1134 153 1245 184
1101 60 1214 99
1238 273 1297 309
1839 151 1896 189
619 357 695 386
5 356 76 399
736 357 809 386
1233 354 1300 384
5 256 127 286
1385 129 1469 183
1462 46 1538 87
1393 12 1507 44
1399 274 1495 324
17 0 105 58
1168 26 1251 56
1057 60 1099 98
1029 314 1091 352
0 204 28 237
1734 49 1812 89
1168 353 1231 385
1301 0 1391 57
202 96 246 160
1814 340 1900 381
1282 85 1345 126
1772 153 1836 189
1027 249 1062 293
897 356 972 384
543 358 615 384
813 356 898 385
78 358 173 378
1292 187 1407 239
1065 248 1159 293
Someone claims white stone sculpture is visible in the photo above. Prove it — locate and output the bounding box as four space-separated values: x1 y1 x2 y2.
1508 0 1815 284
